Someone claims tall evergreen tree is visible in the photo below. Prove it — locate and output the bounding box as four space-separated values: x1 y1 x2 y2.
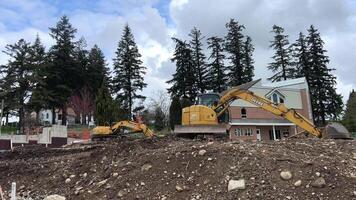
28 35 48 123
87 45 108 97
154 107 165 131
167 38 196 102
242 36 255 83
207 36 227 93
225 19 246 86
2 39 33 133
73 37 89 91
112 24 147 120
95 81 120 125
189 27 207 93
306 25 343 125
343 90 356 132
291 32 309 81
268 25 294 82
169 96 181 130
47 15 78 124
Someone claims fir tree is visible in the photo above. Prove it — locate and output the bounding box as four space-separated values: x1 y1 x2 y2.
87 45 108 97
2 39 33 133
28 35 48 123
242 36 255 83
167 38 197 102
291 32 309 80
73 37 89 91
112 24 147 120
224 19 246 86
47 15 78 124
268 25 294 82
169 96 181 130
95 81 117 125
189 27 207 93
207 36 227 93
343 90 356 132
306 25 343 125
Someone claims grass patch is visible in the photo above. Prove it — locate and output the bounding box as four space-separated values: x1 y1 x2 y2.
0 125 17 134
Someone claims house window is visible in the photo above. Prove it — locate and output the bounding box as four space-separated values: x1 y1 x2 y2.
234 128 243 136
241 108 247 118
46 113 49 119
244 128 253 136
58 114 62 120
269 129 281 140
267 90 286 104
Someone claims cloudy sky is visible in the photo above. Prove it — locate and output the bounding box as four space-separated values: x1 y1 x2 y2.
0 0 355 103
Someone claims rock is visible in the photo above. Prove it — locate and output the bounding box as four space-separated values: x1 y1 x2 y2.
315 172 321 177
207 157 213 161
141 164 152 171
97 179 108 187
311 177 326 188
294 180 302 187
140 182 145 186
353 191 356 196
353 153 356 160
198 149 207 156
175 185 184 192
280 170 293 180
82 173 87 178
228 179 246 191
117 190 125 197
43 195 66 200
113 172 119 177
65 178 71 183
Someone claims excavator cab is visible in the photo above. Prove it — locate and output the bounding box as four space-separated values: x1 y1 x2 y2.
196 93 229 123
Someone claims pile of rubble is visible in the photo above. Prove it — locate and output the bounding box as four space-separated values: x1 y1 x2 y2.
0 137 355 199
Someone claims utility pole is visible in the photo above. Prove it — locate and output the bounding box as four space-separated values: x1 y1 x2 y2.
0 99 4 135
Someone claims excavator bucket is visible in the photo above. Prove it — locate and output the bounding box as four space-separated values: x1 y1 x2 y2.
322 122 352 139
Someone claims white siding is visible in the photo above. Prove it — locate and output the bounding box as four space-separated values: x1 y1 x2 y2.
231 87 303 109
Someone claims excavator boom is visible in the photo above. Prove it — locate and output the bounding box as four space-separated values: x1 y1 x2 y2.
92 120 155 140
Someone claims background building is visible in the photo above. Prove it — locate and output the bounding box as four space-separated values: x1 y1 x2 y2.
229 77 313 141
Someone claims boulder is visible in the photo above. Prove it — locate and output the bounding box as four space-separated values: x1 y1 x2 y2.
280 171 293 180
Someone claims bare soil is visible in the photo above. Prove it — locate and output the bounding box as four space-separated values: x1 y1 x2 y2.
0 136 355 200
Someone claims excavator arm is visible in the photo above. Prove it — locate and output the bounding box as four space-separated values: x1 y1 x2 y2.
212 80 322 138
92 120 155 140
111 120 155 138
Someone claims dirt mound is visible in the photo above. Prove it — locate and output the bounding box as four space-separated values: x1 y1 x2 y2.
0 137 355 200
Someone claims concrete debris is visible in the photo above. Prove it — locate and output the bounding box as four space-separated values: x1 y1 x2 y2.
43 195 66 200
228 179 246 191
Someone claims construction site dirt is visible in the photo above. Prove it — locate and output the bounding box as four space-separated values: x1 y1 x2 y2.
0 137 355 200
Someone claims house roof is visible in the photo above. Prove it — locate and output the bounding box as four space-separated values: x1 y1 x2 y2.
262 77 307 88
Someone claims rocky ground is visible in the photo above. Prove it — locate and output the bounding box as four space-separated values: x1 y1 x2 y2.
0 136 355 200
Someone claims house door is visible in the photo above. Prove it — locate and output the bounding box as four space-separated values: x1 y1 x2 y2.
256 129 261 141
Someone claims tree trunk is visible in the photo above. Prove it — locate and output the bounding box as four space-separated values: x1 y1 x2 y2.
35 110 40 125
52 107 56 124
62 106 67 126
19 106 24 134
5 113 8 125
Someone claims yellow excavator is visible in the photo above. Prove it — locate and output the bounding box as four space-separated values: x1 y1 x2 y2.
174 79 351 139
92 116 155 141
